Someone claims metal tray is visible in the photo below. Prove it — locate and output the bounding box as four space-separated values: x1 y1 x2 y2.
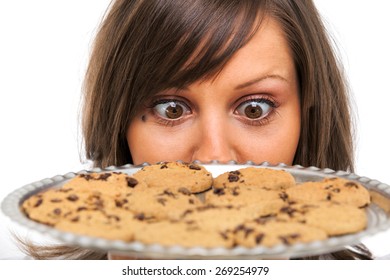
2 161 390 259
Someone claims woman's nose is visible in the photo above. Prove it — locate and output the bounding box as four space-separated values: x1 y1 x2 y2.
191 116 237 163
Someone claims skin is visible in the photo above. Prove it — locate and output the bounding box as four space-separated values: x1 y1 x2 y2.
127 17 301 165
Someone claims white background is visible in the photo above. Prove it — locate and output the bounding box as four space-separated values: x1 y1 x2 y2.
0 0 389 259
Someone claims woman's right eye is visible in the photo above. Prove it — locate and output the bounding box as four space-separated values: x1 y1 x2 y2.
153 100 191 120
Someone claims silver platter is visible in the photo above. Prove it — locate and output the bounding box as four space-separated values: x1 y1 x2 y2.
2 161 390 259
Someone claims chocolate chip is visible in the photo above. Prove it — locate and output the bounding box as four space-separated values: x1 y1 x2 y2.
94 199 104 209
189 164 201 170
79 174 93 181
160 164 168 169
280 233 300 245
228 172 240 182
50 198 62 203
254 214 276 225
115 198 128 208
279 192 289 201
181 209 193 218
279 236 290 245
220 231 229 240
33 198 43 208
71 216 79 222
59 188 73 193
233 224 254 238
196 204 217 211
280 206 297 217
345 182 359 188
326 193 332 200
108 215 120 222
126 177 139 188
255 233 265 244
157 198 167 206
213 187 225 196
244 228 254 238
67 194 79 202
233 224 245 233
231 187 240 196
98 173 112 181
77 206 87 212
134 213 145 221
161 189 176 197
53 208 62 215
178 187 191 195
188 199 194 204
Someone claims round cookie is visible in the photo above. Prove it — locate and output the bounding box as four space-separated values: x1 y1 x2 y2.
133 162 213 193
275 202 367 236
213 167 296 191
285 177 371 208
22 188 118 226
228 220 328 248
22 172 145 226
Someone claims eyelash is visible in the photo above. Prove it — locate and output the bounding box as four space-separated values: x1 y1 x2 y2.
146 95 279 127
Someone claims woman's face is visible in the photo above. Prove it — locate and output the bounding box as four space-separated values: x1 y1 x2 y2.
127 18 300 165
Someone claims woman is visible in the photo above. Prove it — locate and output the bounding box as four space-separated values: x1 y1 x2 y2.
24 0 371 259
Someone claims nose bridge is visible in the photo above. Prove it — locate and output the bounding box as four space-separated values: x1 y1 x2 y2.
192 114 236 163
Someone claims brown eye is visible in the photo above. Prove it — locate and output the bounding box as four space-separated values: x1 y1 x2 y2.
154 101 190 120
235 100 272 120
244 104 263 119
165 104 183 119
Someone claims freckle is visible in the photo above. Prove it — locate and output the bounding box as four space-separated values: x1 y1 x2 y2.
141 115 147 122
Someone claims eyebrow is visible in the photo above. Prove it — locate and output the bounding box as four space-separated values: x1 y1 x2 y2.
234 74 288 90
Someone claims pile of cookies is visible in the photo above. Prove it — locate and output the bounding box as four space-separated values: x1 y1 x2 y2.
22 162 371 248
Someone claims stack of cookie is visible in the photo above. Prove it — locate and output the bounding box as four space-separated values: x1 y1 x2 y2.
21 162 371 249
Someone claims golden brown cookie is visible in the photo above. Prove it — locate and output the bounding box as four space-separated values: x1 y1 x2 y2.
285 177 371 208
275 202 367 236
213 167 295 191
133 162 213 193
22 189 114 226
22 172 144 226
227 220 328 248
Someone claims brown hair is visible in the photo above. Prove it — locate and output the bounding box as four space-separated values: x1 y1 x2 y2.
23 0 370 259
82 0 354 172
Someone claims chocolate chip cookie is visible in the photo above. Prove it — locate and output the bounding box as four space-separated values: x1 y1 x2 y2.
133 162 213 193
285 177 371 208
213 167 296 191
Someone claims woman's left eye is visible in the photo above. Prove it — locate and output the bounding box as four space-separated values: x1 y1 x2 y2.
153 100 191 120
234 99 274 120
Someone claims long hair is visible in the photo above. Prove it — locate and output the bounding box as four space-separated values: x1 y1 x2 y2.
82 0 354 172
24 0 369 259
